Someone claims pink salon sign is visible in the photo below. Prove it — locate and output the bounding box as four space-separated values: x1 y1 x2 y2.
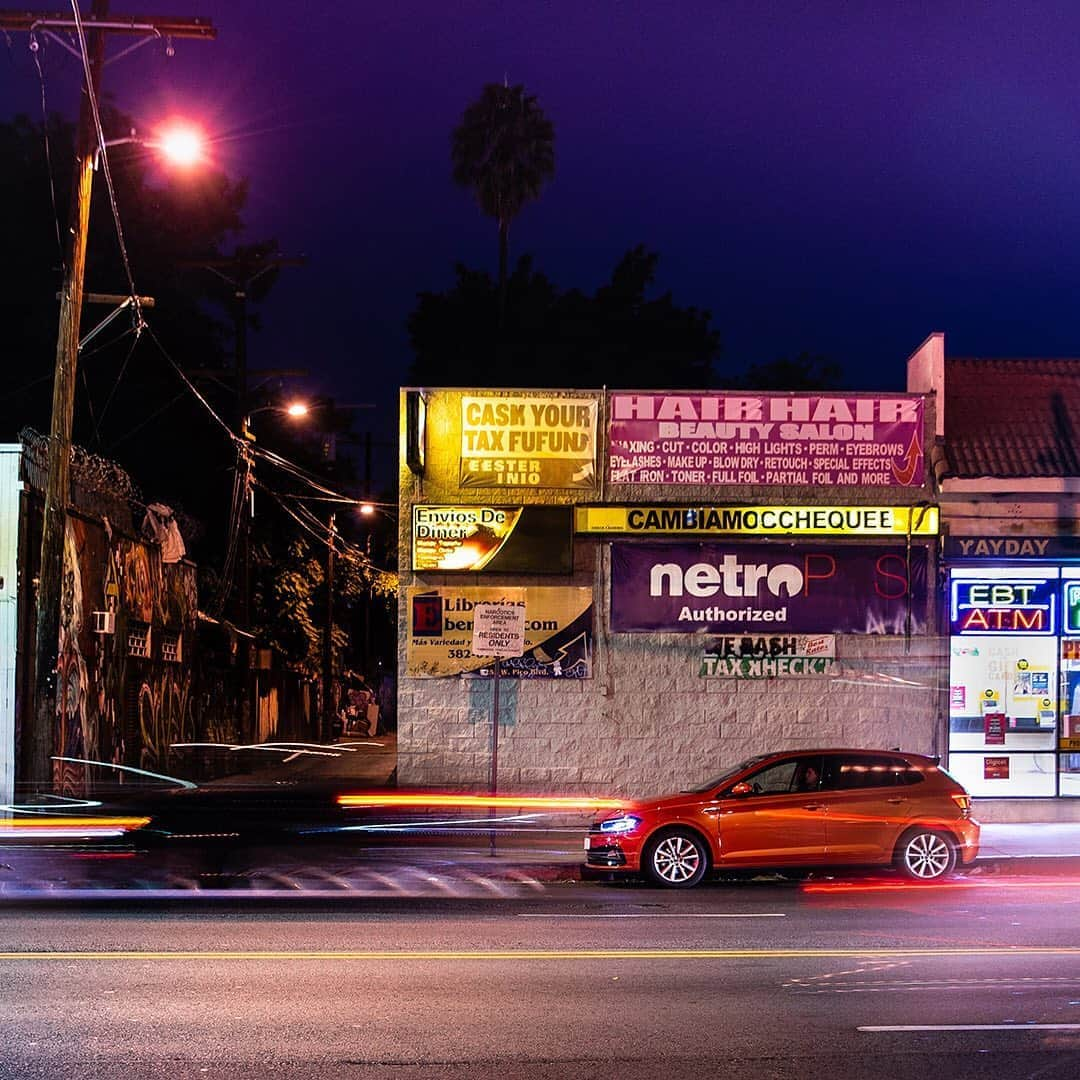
608 392 925 487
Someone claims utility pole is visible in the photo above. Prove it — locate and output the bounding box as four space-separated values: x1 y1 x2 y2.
184 252 305 629
323 512 336 743
0 5 216 786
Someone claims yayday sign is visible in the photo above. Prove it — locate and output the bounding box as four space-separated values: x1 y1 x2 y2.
608 392 924 487
611 543 928 635
460 394 599 489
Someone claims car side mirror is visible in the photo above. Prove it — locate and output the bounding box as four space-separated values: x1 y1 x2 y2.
728 781 753 798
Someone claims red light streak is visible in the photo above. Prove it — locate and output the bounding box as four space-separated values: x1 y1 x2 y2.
802 875 1080 894
337 794 624 811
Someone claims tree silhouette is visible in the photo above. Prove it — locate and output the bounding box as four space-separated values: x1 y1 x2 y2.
408 246 721 388
451 83 555 313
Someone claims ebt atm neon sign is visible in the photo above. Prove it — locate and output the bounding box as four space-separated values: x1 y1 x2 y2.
951 579 1056 636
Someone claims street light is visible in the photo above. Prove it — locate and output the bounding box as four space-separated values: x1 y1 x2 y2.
242 400 310 439
29 106 211 787
156 124 203 167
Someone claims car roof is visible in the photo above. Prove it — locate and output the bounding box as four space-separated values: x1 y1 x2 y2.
757 748 933 762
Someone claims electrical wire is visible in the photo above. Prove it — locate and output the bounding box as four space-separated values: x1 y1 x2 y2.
142 323 239 445
95 330 140 431
30 33 64 265
69 1 142 324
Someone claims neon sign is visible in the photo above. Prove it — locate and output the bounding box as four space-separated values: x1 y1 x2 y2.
950 579 1056 636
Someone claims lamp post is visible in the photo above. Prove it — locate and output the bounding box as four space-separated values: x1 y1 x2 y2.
27 100 208 783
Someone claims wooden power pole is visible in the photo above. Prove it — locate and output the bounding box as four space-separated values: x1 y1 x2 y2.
0 5 216 786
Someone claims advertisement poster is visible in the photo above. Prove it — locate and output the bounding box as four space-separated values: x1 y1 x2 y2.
406 586 593 678
610 542 927 635
700 634 836 678
983 713 1006 746
984 756 1010 780
459 394 599 489
412 506 572 573
608 392 924 487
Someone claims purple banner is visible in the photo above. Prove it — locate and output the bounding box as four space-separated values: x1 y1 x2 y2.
608 392 925 487
611 543 928 634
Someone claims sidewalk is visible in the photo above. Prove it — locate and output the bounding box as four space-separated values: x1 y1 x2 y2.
976 822 1080 861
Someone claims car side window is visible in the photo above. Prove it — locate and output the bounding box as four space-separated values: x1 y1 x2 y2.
744 760 799 795
743 757 825 795
831 755 913 790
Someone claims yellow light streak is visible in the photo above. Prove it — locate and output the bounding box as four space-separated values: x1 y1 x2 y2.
2 947 1079 962
0 816 149 830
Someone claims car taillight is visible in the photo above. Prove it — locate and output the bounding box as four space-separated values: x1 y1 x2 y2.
951 793 971 817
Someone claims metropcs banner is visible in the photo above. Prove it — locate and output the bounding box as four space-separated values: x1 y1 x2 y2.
406 586 593 677
608 392 925 487
460 394 599 489
611 543 928 635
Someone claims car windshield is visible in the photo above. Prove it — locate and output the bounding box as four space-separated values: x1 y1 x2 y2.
685 755 771 793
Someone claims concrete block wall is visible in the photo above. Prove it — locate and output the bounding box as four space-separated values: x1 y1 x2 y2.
398 387 941 796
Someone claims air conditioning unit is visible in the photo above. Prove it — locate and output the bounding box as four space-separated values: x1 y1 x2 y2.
92 610 116 635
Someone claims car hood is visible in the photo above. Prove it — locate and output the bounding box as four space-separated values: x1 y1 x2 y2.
597 790 711 817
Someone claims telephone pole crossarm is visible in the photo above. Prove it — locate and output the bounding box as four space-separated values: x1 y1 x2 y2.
0 12 216 39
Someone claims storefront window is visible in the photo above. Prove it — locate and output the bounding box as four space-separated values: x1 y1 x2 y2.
948 567 1062 797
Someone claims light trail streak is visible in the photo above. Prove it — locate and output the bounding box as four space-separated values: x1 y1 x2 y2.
802 876 1080 894
3 946 1080 961
338 794 623 811
51 757 196 789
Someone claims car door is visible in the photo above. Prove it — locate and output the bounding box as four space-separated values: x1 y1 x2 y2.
712 755 828 866
820 753 916 863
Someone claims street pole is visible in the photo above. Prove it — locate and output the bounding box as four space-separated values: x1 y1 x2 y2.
1 4 216 786
322 512 336 743
27 0 108 787
489 657 500 856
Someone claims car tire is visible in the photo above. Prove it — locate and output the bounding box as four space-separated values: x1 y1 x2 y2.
643 828 709 888
895 827 957 881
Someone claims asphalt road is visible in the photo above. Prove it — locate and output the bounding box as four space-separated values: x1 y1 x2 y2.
4 875 1080 1080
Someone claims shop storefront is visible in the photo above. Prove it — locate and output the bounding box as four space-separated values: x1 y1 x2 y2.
946 538 1080 798
399 387 939 795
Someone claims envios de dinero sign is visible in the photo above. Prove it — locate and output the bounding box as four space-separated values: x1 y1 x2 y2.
574 505 939 536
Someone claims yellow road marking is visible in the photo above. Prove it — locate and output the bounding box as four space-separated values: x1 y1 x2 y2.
2 947 1080 961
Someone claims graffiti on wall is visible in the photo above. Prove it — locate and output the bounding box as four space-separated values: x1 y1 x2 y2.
53 516 198 795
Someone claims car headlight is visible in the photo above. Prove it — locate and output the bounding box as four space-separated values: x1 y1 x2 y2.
599 814 641 834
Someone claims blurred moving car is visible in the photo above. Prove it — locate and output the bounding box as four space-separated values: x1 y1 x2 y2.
585 749 979 887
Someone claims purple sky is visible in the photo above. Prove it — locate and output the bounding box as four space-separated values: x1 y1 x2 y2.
5 1 1080 477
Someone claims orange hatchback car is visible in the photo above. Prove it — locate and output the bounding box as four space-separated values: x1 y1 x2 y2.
584 749 979 887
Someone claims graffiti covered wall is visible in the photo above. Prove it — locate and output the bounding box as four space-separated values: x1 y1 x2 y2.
54 514 198 794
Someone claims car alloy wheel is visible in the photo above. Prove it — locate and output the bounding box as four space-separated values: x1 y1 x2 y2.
897 828 956 880
646 830 708 888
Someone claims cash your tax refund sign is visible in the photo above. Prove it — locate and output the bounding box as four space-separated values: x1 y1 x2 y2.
407 586 594 677
607 391 925 487
459 393 600 489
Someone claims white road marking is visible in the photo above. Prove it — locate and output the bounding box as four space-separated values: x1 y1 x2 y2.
517 912 787 919
859 1024 1080 1032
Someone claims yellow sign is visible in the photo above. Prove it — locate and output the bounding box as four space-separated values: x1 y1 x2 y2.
413 506 523 571
460 394 599 489
406 586 593 678
574 505 939 536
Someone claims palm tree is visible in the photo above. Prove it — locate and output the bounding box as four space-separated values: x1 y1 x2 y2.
451 83 555 314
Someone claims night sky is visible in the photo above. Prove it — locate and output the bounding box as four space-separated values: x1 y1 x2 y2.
4 1 1080 480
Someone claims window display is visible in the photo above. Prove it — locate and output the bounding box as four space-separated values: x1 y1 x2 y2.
948 566 1069 797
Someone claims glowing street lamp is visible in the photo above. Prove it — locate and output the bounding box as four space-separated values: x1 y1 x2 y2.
156 124 203 167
